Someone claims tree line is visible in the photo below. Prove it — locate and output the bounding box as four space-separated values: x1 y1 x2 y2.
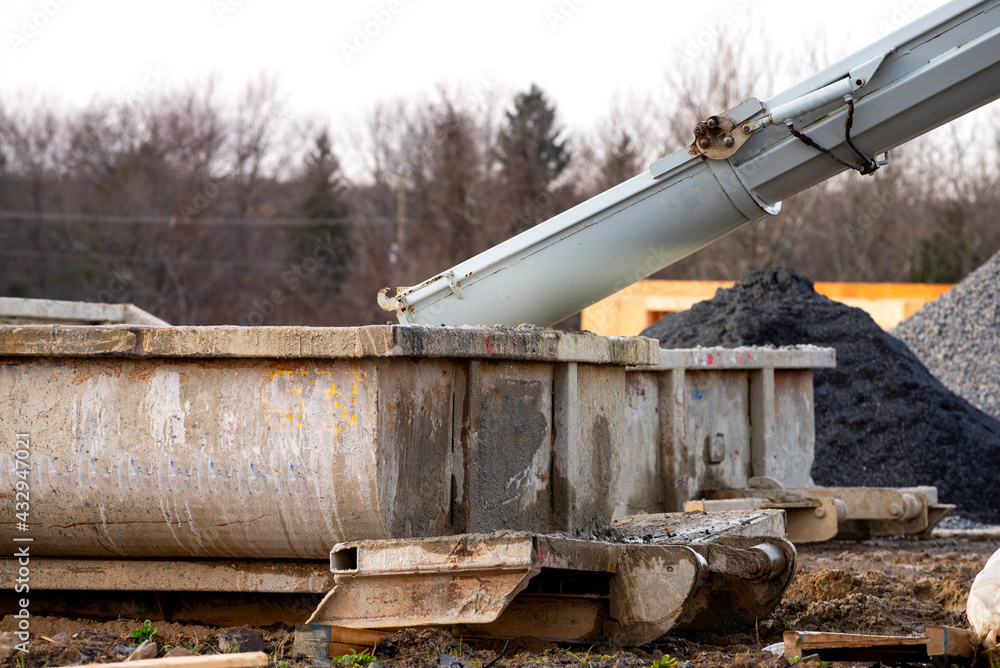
1 39 998 327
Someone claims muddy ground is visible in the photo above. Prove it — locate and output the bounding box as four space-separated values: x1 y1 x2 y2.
3 529 998 668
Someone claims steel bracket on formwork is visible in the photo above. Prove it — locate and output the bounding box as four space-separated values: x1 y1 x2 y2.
686 486 954 543
610 512 798 634
299 511 796 650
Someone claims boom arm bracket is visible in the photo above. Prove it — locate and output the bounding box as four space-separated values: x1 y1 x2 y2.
691 98 763 160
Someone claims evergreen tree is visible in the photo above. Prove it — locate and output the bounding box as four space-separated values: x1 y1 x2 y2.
300 129 348 220
291 130 350 311
497 84 570 233
596 130 641 192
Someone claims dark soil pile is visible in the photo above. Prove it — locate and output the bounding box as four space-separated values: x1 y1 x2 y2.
640 267 1000 523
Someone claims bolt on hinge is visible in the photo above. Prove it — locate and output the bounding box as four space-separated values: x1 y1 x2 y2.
692 114 752 160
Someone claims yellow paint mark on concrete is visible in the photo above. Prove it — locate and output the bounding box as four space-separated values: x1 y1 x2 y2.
261 368 363 435
267 369 310 379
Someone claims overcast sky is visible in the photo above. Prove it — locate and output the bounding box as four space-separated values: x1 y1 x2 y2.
1 0 954 133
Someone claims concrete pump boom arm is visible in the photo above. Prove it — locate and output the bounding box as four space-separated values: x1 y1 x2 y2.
378 0 1000 327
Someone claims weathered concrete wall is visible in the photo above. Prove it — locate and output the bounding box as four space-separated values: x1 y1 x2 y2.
0 324 657 559
618 346 835 515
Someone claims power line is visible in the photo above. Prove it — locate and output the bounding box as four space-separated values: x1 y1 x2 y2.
0 248 365 271
0 210 391 227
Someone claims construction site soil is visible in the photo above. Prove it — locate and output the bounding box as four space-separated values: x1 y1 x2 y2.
2 532 997 668
640 267 1000 525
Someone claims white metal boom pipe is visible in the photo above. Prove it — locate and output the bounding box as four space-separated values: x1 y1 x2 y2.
380 0 1000 327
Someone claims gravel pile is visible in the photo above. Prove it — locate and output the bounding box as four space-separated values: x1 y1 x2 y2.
640 267 1000 523
891 250 1000 421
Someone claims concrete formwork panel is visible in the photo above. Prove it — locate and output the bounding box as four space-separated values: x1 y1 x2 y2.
619 372 664 517
464 359 554 534
0 324 657 560
0 297 169 326
618 346 836 515
552 363 624 534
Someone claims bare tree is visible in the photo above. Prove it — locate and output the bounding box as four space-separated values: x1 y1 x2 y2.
575 94 661 196
0 94 65 212
230 73 288 217
908 108 1000 281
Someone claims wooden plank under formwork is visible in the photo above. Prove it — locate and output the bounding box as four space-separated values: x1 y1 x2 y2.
783 625 975 664
77 652 269 668
293 623 390 660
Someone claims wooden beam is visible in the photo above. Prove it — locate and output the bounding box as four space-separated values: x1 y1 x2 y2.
77 652 269 668
926 625 975 658
784 626 975 664
785 630 926 653
293 623 390 660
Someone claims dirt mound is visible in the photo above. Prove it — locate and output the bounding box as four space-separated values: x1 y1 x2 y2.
641 267 1000 523
783 569 855 601
779 564 970 636
783 592 907 636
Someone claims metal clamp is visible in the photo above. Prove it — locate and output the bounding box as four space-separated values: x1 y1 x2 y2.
444 271 465 299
